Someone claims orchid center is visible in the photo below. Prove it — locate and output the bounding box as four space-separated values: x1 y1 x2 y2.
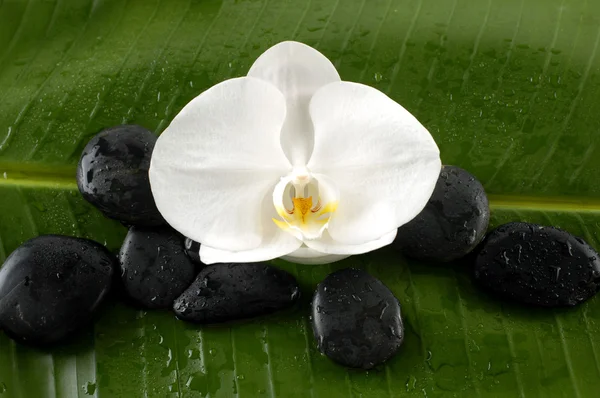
272 168 338 241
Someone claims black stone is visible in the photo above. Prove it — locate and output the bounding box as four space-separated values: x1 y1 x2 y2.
76 125 164 226
119 227 197 309
394 165 490 262
474 222 600 307
173 263 299 323
0 235 115 345
311 268 403 369
184 237 202 265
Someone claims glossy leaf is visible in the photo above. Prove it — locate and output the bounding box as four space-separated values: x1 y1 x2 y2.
2 0 600 397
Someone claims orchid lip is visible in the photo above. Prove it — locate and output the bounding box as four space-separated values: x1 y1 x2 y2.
273 168 338 241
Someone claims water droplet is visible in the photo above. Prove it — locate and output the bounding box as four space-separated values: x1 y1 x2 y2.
29 201 46 213
2 172 6 179
405 375 417 392
388 325 396 336
380 302 390 319
467 229 477 244
0 382 6 394
351 294 362 302
426 350 433 362
550 265 561 281
83 381 96 395
209 349 217 356
515 244 523 263
565 241 574 257
502 251 510 265
374 72 383 82
185 373 207 392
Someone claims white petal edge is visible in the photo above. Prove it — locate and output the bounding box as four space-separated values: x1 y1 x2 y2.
307 81 441 245
150 77 291 251
281 247 350 265
248 41 341 166
199 233 302 265
304 229 398 255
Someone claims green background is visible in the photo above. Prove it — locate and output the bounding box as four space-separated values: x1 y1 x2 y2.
1 0 600 396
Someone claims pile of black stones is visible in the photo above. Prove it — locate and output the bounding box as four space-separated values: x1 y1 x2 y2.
1 125 599 370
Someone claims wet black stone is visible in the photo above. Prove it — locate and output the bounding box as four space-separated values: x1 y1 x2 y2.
311 268 403 369
76 125 164 226
184 237 202 265
474 222 600 307
119 227 197 309
394 165 490 262
0 235 115 345
173 263 300 324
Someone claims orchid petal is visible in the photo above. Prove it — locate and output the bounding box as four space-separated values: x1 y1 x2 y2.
198 181 303 264
199 179 303 264
248 41 340 166
199 231 302 265
282 247 349 265
304 230 398 255
307 81 441 245
150 77 291 252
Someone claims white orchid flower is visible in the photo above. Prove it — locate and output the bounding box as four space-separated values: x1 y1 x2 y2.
149 41 441 265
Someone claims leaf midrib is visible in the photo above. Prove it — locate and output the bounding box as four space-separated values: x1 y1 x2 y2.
1 162 600 212
0 162 76 189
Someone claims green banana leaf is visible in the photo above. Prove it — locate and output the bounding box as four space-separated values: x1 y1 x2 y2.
2 0 600 396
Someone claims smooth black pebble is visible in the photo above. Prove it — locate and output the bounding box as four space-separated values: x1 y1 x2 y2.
311 268 403 369
76 125 164 226
0 235 115 345
474 222 600 307
173 263 299 323
184 237 202 264
394 165 490 262
119 227 197 309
